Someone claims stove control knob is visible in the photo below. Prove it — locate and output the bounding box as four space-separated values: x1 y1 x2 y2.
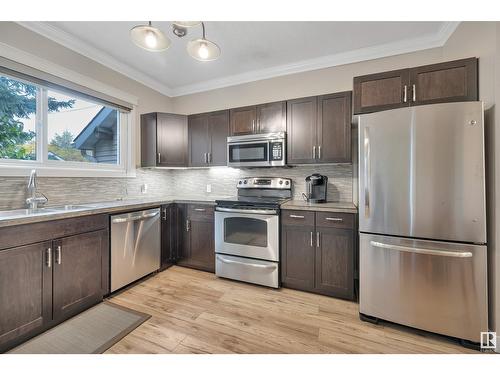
238 180 242 185
279 180 283 185
285 181 289 185
244 180 248 184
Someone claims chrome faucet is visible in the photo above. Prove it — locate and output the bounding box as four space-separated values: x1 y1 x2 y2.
26 169 48 209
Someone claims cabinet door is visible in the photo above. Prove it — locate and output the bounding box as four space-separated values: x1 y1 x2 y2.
140 113 158 167
317 92 352 163
157 113 188 167
286 96 318 164
208 110 229 166
315 227 354 300
281 223 316 292
188 218 215 272
256 101 286 133
188 114 209 167
409 57 478 106
353 69 410 114
53 230 106 321
0 241 52 352
230 106 257 135
161 205 177 269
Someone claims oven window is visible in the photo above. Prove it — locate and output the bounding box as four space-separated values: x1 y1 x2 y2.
229 143 268 162
224 217 268 247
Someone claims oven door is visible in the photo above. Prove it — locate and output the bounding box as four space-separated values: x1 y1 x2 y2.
227 141 271 167
215 208 279 261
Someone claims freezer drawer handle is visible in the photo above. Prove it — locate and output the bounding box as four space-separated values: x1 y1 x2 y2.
216 255 277 270
370 241 473 258
112 211 159 223
364 127 371 218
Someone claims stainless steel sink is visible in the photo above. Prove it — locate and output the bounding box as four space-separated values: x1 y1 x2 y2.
50 204 97 211
0 208 61 219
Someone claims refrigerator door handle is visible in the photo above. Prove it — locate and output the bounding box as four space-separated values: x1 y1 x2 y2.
370 241 473 258
364 127 371 217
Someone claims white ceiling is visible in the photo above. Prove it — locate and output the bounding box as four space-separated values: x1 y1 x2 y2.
19 21 459 97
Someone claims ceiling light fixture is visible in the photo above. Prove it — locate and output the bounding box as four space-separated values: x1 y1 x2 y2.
186 22 221 62
130 21 171 52
130 21 220 62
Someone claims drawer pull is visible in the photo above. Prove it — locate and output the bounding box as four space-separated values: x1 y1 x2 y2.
325 217 343 222
194 208 206 212
289 214 305 219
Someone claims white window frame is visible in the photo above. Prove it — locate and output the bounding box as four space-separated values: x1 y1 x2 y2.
0 71 137 178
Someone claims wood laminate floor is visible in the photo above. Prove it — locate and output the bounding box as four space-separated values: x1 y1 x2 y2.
106 266 475 354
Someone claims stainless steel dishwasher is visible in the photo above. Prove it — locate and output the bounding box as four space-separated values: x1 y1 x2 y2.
110 207 161 292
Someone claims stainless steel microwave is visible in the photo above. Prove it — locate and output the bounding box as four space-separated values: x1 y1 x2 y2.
227 132 286 167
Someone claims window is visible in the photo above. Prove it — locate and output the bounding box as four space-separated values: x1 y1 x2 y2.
0 73 132 176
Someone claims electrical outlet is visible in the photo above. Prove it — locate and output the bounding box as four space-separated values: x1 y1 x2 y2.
206 184 212 193
141 184 148 194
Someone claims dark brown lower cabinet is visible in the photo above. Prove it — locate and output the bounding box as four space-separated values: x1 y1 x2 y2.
281 210 356 300
52 230 107 321
0 216 109 353
161 204 179 270
177 204 215 273
0 241 52 352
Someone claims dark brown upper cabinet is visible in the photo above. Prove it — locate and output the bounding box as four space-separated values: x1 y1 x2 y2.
353 69 410 114
230 101 285 136
188 110 229 167
287 91 352 165
141 112 188 167
353 57 478 114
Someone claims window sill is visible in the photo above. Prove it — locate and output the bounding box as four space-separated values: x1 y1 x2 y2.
0 163 136 178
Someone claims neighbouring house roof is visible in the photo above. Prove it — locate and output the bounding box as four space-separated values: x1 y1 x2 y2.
73 107 116 150
47 151 64 161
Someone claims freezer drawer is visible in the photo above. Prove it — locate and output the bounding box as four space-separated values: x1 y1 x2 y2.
359 233 488 343
215 254 279 288
111 208 161 292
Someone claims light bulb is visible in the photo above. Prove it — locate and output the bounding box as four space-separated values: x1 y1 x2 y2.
198 42 209 59
145 31 157 48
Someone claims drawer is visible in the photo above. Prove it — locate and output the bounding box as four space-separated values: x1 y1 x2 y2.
315 212 354 229
187 204 214 220
281 210 315 226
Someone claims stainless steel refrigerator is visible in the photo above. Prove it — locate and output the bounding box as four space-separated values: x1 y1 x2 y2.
358 101 488 343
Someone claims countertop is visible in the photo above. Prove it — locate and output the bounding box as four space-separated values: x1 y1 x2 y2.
0 196 229 228
281 200 358 213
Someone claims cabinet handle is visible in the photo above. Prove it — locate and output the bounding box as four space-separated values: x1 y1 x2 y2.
208 152 212 163
318 145 322 159
403 85 408 103
46 247 52 268
252 119 255 133
203 152 207 163
313 146 316 159
257 118 260 132
162 208 167 220
194 208 206 212
56 245 62 265
186 219 191 232
310 232 314 247
412 84 416 102
326 217 343 222
157 152 161 164
316 232 320 248
289 214 305 219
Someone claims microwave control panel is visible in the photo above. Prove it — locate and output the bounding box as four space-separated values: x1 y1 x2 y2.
270 142 283 161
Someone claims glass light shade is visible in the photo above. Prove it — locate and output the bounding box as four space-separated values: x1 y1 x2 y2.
187 38 221 61
130 24 171 52
173 21 201 28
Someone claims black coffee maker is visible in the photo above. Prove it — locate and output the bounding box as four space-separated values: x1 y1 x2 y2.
304 174 328 203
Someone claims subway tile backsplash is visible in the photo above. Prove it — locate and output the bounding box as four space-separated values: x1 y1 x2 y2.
0 164 353 210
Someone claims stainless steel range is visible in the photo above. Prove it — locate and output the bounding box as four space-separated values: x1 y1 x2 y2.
215 177 292 288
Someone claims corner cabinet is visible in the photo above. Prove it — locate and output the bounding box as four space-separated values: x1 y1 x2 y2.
281 210 356 300
353 57 478 114
188 110 229 167
287 91 352 164
230 101 286 136
141 112 188 167
0 215 109 353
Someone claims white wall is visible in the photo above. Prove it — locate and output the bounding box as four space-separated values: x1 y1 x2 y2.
0 22 174 167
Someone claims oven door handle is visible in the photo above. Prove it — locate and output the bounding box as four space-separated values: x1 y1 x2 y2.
216 255 277 269
215 207 278 215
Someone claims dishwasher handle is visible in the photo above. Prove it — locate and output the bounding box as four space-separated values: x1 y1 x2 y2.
112 210 159 224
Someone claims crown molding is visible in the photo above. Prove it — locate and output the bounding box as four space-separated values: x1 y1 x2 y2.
16 21 460 98
16 21 173 97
